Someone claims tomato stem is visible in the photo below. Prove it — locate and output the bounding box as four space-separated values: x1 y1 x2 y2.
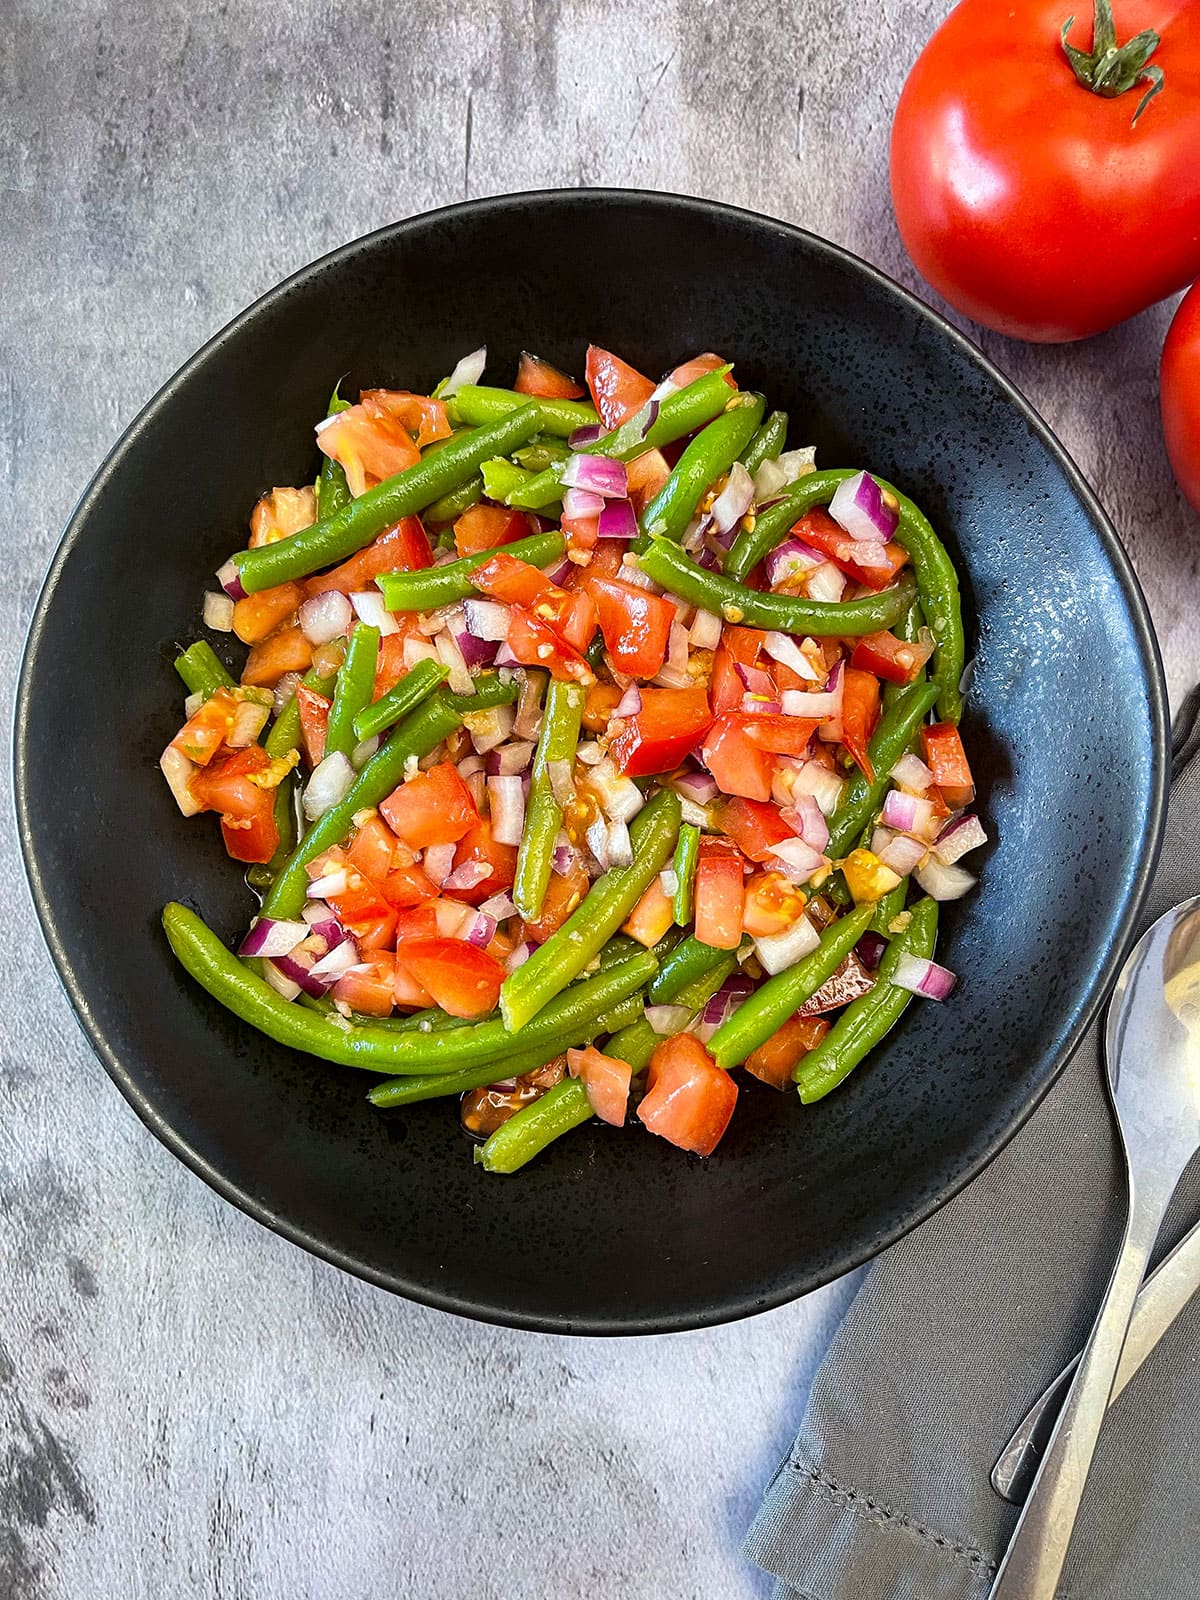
1061 0 1164 124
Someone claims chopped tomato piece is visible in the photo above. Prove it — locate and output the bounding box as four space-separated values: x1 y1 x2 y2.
717 797 794 864
590 576 676 677
521 858 589 942
585 345 656 429
514 352 585 399
609 686 713 777
745 1014 831 1090
317 397 421 497
170 688 239 767
372 630 411 699
505 607 594 684
711 626 768 714
242 626 312 689
446 820 518 907
248 486 316 548
567 1046 631 1126
364 390 451 450
922 722 975 809
668 352 736 389
305 516 433 596
392 903 440 943
570 538 626 591
453 503 530 558
380 761 479 851
582 680 622 733
701 714 774 801
742 871 809 937
189 746 281 864
789 508 909 592
396 938 504 1019
393 962 436 1011
381 861 438 910
850 629 934 685
694 839 745 950
472 552 598 653
638 1033 738 1157
320 864 399 949
841 668 880 781
332 954 397 1017
623 875 675 948
219 807 279 865
296 684 330 766
232 581 305 646
346 814 401 887
561 502 601 556
740 714 819 757
625 449 672 514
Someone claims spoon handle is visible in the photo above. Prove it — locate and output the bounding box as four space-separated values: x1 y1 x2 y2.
988 1193 1158 1600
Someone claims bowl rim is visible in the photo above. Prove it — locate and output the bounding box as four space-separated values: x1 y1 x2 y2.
13 187 1170 1334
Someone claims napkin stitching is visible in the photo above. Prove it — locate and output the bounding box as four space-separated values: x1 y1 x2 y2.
789 1459 999 1577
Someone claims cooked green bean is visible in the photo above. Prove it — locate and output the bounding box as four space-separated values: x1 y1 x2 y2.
637 538 918 638
174 641 235 699
708 905 874 1069
377 530 565 612
352 657 449 744
315 388 351 519
825 681 939 857
514 679 585 920
474 1079 595 1173
481 457 534 503
451 385 600 437
323 623 379 760
423 475 484 524
648 932 732 1005
635 392 764 548
882 598 927 712
501 788 682 1032
367 1042 567 1107
604 1017 659 1073
232 405 542 593
671 823 700 926
740 410 788 473
723 469 854 582
797 898 938 1102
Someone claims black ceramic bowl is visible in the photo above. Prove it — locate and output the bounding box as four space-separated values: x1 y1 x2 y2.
16 191 1167 1333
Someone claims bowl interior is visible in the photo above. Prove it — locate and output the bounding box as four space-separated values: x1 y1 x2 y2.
16 192 1166 1333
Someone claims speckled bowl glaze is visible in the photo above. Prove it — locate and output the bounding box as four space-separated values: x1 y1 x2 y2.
16 191 1167 1333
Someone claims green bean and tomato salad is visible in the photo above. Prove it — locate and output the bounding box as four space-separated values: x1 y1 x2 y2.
160 342 984 1173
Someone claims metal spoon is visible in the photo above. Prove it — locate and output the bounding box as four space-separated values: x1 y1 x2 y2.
988 896 1200 1600
991 1215 1200 1503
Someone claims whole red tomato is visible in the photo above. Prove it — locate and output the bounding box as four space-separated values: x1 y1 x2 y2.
890 1 1200 342
1161 281 1200 512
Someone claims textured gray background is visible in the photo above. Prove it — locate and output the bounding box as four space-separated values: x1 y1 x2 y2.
3 2 1197 1597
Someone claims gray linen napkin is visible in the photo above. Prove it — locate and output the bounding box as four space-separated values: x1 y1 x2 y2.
745 688 1200 1600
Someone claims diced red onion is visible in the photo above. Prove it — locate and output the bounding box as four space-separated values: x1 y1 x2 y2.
765 537 822 587
272 673 302 715
666 620 690 677
272 948 331 998
588 758 645 823
466 703 516 755
455 629 500 669
575 741 604 766
513 673 545 740
464 911 497 949
545 559 573 586
618 556 661 593
463 598 512 641
645 1004 692 1036
767 837 826 883
736 661 775 697
763 630 820 682
915 858 976 901
639 398 661 438
701 973 755 1025
434 899 472 938
351 735 379 770
711 462 754 534
183 691 204 719
560 454 628 498
303 752 355 820
781 677 843 722
585 815 610 871
688 609 722 650
881 789 937 836
505 940 538 972
203 591 234 632
829 470 898 543
806 562 847 603
606 818 633 868
238 918 310 959
443 858 491 893
753 447 817 501
217 558 247 601
754 913 821 974
417 608 448 636
422 841 457 888
487 775 526 846
673 768 719 805
493 643 520 668
298 590 351 646
551 838 576 876
597 497 638 540
784 759 844 816
402 634 440 670
878 833 927 877
308 939 361 983
302 906 348 947
852 542 893 570
307 867 349 900
568 423 605 449
439 345 487 398
262 961 302 1001
741 696 783 716
457 753 486 779
546 759 575 807
350 590 399 637
435 630 474 696
891 954 957 1001
855 931 889 971
562 487 604 520
891 752 934 793
934 814 988 865
463 770 486 812
480 891 516 921
782 794 829 853
485 740 534 777
226 698 271 749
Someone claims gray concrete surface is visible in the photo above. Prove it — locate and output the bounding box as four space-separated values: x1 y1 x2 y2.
2 2 1196 1596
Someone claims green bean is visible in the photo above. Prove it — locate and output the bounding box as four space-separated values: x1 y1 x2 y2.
501 788 682 1032
232 405 542 593
165 904 655 1076
603 1017 659 1073
260 665 338 881
637 538 918 638
672 952 739 1013
481 457 534 503
869 876 908 937
260 677 514 920
825 681 939 857
671 823 700 926
723 469 851 582
352 657 448 744
174 641 235 699
740 410 788 474
505 368 736 512
367 1042 566 1107
648 933 735 1004
474 1079 595 1174
452 385 600 437
513 438 571 472
315 387 351 519
597 934 643 970
324 623 379 760
797 898 938 1102
377 530 565 613
882 599 927 712
513 679 584 920
708 905 874 1069
594 990 646 1035
423 475 484 525
635 393 764 549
